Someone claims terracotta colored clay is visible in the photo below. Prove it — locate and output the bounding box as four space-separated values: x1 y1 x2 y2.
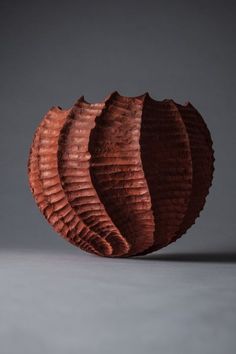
28 92 214 257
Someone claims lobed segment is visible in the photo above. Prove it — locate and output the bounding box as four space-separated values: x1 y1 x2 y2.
28 92 214 257
89 93 155 256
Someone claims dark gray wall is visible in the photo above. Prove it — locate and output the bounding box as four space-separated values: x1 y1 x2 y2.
1 0 235 252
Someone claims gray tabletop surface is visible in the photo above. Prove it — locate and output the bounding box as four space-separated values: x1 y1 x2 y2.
1 247 235 354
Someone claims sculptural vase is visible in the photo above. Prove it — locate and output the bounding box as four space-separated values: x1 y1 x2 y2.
28 92 214 257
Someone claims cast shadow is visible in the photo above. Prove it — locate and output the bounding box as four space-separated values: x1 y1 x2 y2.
137 252 236 263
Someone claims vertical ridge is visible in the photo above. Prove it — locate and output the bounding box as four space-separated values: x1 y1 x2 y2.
172 103 214 241
28 107 113 257
57 98 130 257
89 92 155 256
138 98 193 254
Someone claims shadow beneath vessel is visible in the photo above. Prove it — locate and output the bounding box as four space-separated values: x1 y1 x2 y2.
137 252 236 263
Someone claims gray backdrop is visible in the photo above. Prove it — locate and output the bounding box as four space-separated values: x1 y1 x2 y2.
1 1 236 354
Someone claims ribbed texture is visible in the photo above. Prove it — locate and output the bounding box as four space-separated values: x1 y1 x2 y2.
28 92 214 257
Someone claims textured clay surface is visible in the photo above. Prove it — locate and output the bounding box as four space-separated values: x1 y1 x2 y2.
28 92 214 257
